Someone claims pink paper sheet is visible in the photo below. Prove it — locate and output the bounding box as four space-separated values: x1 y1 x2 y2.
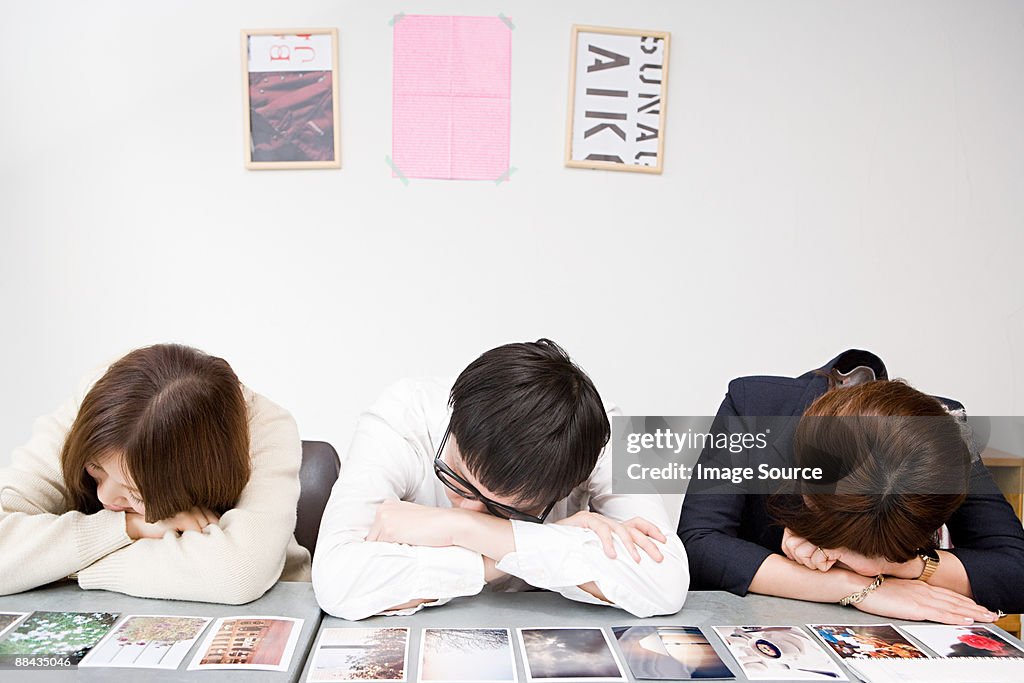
393 16 511 180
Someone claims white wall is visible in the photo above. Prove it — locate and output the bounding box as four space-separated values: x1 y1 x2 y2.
2 0 1023 470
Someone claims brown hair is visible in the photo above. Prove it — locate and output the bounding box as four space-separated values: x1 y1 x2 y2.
60 344 251 522
769 380 970 562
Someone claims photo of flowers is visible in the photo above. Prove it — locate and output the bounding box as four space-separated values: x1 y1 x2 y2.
0 611 119 665
808 624 928 660
307 627 409 681
613 625 733 679
419 628 516 682
188 615 303 672
78 615 212 669
899 625 1024 658
518 627 626 682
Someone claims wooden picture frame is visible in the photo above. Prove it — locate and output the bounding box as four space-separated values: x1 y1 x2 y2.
565 25 670 174
241 28 341 170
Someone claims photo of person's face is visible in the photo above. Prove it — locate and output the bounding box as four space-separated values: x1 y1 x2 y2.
754 640 782 658
86 450 145 516
715 626 846 680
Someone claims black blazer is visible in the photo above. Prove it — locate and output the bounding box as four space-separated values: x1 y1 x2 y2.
676 350 1024 613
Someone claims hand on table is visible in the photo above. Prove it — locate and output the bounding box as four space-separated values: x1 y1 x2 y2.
555 512 666 563
780 528 889 575
125 507 220 540
856 577 998 625
781 528 928 579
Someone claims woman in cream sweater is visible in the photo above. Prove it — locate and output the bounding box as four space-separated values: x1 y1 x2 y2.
0 344 310 603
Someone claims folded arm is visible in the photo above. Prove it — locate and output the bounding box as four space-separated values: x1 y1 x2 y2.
496 516 688 617
397 443 688 616
365 497 686 617
495 445 689 617
945 461 1024 613
312 410 487 621
0 504 131 595
0 383 132 595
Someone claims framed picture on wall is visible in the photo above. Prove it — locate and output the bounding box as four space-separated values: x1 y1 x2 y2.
241 28 341 169
565 25 670 174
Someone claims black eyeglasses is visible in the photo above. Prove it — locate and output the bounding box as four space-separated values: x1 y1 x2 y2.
433 425 555 524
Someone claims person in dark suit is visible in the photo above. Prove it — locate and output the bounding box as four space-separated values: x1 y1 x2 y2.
677 350 1024 622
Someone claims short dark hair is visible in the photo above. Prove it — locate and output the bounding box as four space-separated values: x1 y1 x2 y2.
448 339 610 507
770 380 970 562
61 344 251 523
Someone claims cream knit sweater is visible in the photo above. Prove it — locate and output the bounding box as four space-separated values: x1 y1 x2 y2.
0 374 311 604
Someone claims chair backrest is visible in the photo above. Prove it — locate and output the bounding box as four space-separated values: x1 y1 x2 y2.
296 440 341 559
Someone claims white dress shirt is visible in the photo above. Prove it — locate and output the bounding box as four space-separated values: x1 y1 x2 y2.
312 377 689 620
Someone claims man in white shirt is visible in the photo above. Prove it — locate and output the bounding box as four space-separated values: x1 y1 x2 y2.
312 339 689 620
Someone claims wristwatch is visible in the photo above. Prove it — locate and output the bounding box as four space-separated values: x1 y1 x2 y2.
916 548 940 582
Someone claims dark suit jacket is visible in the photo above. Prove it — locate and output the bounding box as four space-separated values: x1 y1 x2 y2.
676 350 1024 613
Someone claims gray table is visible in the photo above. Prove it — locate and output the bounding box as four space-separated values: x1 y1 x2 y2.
302 591 1024 683
0 581 321 682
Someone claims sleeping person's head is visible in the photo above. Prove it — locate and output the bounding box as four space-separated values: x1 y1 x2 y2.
772 380 971 562
60 344 251 523
434 339 609 523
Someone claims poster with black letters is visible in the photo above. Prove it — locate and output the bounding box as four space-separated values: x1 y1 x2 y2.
566 25 670 174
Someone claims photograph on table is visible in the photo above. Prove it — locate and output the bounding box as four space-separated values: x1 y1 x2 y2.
78 615 212 669
307 627 409 682
898 624 1024 658
0 611 120 666
241 28 341 169
613 625 734 679
712 626 847 680
0 613 28 639
808 624 929 660
518 627 626 682
419 628 517 683
565 25 670 174
188 615 303 672
844 657 1024 683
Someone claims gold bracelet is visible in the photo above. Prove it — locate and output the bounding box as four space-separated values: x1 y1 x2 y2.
839 574 885 606
916 549 940 583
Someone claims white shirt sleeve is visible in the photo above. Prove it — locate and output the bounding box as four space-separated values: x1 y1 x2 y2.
312 383 486 621
494 441 690 618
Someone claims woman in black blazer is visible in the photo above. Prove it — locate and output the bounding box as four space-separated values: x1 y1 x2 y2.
677 350 1024 623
